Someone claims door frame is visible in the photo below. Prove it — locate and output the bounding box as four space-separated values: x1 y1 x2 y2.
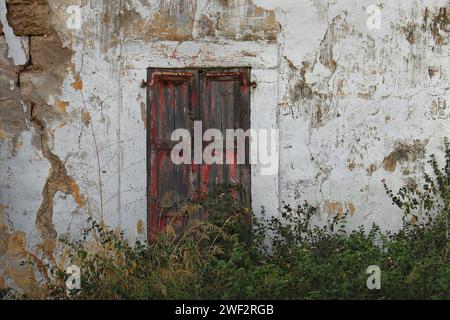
146 67 252 241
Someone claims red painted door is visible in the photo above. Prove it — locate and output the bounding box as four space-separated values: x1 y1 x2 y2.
147 68 251 241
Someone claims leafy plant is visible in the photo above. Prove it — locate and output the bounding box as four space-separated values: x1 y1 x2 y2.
383 138 449 256
16 141 450 300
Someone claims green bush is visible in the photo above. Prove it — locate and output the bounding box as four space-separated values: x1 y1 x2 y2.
19 143 450 300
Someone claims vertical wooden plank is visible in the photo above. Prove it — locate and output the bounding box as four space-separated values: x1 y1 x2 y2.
222 80 235 184
223 81 235 133
240 69 251 207
174 82 189 204
166 82 176 139
232 78 241 185
200 71 210 131
158 83 165 140
239 68 252 207
189 75 200 199
209 80 221 189
147 69 161 240
199 71 210 196
210 81 221 130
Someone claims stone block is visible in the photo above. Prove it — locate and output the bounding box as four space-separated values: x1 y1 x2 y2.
6 0 53 36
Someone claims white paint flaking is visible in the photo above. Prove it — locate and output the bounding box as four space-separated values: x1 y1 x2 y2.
0 0 27 65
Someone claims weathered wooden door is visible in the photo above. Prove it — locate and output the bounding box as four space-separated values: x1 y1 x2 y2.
147 68 251 241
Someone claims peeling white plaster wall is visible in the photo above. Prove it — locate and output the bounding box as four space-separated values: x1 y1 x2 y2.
1 0 450 252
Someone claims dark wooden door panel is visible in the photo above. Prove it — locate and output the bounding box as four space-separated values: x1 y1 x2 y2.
147 69 199 240
147 68 251 241
199 69 251 202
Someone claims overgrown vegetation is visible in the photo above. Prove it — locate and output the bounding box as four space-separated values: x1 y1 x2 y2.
13 141 450 299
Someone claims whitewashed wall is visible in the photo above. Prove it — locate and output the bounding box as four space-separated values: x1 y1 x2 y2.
1 0 449 263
